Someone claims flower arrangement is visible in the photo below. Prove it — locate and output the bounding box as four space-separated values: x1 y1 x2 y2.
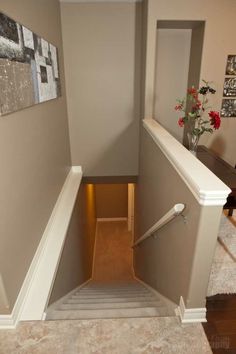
175 80 221 154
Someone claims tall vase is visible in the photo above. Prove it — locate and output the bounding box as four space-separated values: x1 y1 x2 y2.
187 132 199 156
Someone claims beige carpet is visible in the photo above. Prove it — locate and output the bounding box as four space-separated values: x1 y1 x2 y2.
207 211 236 296
0 317 212 354
92 220 135 283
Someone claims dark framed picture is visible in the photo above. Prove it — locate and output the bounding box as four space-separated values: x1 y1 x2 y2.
221 99 236 117
225 55 236 75
0 12 61 116
223 77 236 97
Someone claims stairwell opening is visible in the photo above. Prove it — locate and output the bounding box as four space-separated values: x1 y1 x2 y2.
92 183 135 284
45 181 174 320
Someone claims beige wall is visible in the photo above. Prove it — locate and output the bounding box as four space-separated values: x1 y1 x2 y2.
154 29 191 142
60 2 142 176
49 184 96 305
0 0 71 312
95 184 128 218
183 23 205 145
144 0 236 167
134 128 222 308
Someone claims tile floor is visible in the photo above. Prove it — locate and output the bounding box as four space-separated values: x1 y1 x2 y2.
0 317 212 354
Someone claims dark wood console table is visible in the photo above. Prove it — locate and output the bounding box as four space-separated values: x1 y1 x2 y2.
197 146 236 216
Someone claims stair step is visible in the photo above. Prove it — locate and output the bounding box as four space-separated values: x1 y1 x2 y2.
59 300 163 310
65 295 157 304
46 306 169 320
46 278 174 321
76 288 150 295
81 285 146 291
71 292 153 299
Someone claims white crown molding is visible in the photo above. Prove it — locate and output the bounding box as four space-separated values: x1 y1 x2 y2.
0 166 82 328
176 296 206 323
60 0 142 3
143 119 231 206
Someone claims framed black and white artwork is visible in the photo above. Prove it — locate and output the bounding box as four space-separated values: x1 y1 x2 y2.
0 12 61 116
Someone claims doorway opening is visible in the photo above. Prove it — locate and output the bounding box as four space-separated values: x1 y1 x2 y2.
153 20 205 145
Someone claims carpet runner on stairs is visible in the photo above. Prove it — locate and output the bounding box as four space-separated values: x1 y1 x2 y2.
46 280 173 320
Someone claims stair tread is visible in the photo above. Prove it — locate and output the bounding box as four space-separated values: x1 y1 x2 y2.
65 296 158 304
81 286 146 290
71 293 155 299
76 289 150 294
59 300 164 310
46 306 169 320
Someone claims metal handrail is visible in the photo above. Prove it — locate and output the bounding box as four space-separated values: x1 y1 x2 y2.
132 203 186 248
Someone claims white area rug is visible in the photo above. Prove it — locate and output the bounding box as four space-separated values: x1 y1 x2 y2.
207 212 236 296
218 213 236 260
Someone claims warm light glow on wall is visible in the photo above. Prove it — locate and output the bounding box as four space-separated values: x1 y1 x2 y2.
128 183 135 234
85 184 95 216
84 184 96 261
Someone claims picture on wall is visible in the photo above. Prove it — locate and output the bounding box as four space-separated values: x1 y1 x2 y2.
223 77 236 97
221 99 236 117
225 55 236 75
0 12 61 116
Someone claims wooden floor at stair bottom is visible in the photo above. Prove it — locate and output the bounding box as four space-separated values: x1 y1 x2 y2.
203 294 236 354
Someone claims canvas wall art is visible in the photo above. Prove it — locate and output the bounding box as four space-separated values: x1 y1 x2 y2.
221 99 236 117
221 55 236 117
223 77 236 97
225 55 236 76
0 12 61 116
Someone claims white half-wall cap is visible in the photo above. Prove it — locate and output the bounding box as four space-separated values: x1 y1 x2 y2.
60 0 142 3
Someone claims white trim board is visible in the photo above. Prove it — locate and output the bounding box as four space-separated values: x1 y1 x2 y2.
0 166 82 328
143 119 231 206
0 274 10 313
176 296 207 323
97 217 127 222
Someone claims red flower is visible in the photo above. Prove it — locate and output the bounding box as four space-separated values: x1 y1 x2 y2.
175 104 183 111
188 87 197 96
196 99 201 107
192 101 201 111
178 117 185 127
209 111 221 129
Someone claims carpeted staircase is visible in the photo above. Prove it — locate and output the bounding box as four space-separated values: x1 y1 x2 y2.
46 280 173 320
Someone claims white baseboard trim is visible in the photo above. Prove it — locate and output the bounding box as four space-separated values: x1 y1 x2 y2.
0 314 15 329
177 296 207 323
134 276 178 315
97 217 128 222
0 166 82 329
